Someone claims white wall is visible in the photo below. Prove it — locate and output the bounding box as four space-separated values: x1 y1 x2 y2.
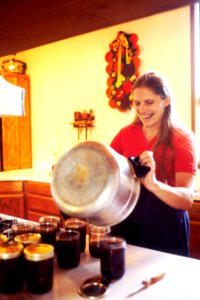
1 6 191 170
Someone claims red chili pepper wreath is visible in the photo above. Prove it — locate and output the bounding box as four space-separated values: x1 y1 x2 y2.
105 31 140 112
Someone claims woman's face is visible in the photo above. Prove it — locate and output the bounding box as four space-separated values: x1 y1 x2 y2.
132 87 170 129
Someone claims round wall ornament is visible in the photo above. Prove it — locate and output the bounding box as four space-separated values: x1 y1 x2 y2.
105 31 140 112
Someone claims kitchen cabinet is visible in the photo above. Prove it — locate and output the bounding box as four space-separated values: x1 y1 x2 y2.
189 200 200 259
0 72 32 171
0 181 25 218
25 181 63 224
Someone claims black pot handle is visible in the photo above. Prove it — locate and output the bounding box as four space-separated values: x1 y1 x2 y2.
128 156 150 178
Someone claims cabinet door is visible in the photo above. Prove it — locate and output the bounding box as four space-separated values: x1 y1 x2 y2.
190 221 200 259
0 195 25 219
17 74 32 168
0 181 25 218
1 116 20 170
25 181 62 223
1 72 32 170
189 201 200 259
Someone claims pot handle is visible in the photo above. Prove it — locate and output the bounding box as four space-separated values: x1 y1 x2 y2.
128 156 150 178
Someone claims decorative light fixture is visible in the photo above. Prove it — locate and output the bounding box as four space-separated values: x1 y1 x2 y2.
2 59 26 74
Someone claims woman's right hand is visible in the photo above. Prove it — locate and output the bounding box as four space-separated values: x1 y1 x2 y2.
139 151 158 191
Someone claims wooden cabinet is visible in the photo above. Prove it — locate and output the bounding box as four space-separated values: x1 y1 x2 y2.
0 181 25 218
25 181 63 224
189 200 200 259
0 72 32 171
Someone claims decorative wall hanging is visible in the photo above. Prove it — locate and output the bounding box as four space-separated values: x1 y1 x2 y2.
105 31 140 112
71 109 95 140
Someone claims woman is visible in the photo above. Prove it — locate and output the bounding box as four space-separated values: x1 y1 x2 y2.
111 72 197 256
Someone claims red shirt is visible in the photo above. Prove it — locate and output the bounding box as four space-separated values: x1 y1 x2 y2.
110 123 197 186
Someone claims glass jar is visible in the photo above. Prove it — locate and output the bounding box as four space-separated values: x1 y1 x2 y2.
0 241 24 293
100 236 126 282
39 216 61 231
24 243 54 294
89 225 110 258
12 222 35 237
56 230 80 269
64 218 86 252
35 222 57 246
14 233 41 247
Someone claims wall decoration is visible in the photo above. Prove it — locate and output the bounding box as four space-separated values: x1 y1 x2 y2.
105 31 140 112
71 109 95 140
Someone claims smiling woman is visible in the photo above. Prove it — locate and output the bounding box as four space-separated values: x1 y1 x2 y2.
110 71 197 257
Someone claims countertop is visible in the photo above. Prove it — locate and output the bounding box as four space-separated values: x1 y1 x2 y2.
0 168 52 183
1 168 200 200
1 214 200 300
0 238 200 299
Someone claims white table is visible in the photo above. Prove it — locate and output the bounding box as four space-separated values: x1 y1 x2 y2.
0 243 200 299
0 214 200 299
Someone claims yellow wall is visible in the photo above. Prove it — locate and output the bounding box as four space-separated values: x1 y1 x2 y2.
1 6 191 170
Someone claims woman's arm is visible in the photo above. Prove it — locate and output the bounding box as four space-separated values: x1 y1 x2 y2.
139 151 195 210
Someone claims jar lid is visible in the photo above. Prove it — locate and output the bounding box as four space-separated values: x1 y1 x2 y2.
39 216 61 223
0 234 8 244
14 233 41 246
0 241 23 259
100 236 126 249
78 276 110 299
24 243 54 261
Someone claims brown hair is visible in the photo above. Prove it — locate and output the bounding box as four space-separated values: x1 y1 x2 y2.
132 72 174 180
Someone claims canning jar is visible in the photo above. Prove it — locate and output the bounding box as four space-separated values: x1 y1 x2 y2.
24 243 54 294
64 218 86 252
0 241 24 293
100 236 126 282
56 230 80 269
89 225 110 258
14 233 41 247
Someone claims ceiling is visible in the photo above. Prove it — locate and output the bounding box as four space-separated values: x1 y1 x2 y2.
0 0 196 57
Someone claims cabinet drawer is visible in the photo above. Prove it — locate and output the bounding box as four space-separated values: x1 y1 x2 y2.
27 194 60 215
26 181 52 197
0 181 24 194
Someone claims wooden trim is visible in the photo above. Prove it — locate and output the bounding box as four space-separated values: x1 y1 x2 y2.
190 3 196 132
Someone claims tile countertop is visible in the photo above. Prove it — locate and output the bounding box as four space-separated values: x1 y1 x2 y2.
0 168 200 200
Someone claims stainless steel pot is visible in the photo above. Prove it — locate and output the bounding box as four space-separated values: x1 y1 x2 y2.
51 141 141 226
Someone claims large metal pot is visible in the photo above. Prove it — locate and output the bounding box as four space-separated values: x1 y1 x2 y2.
51 141 142 226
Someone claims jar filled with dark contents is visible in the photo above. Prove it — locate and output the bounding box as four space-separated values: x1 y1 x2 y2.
89 225 111 258
12 222 35 237
64 218 86 252
35 222 57 246
100 236 126 282
14 233 41 247
39 216 61 231
56 230 80 269
0 241 24 294
24 243 54 294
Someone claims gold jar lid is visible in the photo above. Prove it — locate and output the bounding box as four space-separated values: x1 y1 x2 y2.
0 241 23 259
14 233 41 246
0 234 8 244
24 243 54 261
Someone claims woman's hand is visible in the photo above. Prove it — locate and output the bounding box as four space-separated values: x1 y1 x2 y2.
139 151 158 191
138 151 194 210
